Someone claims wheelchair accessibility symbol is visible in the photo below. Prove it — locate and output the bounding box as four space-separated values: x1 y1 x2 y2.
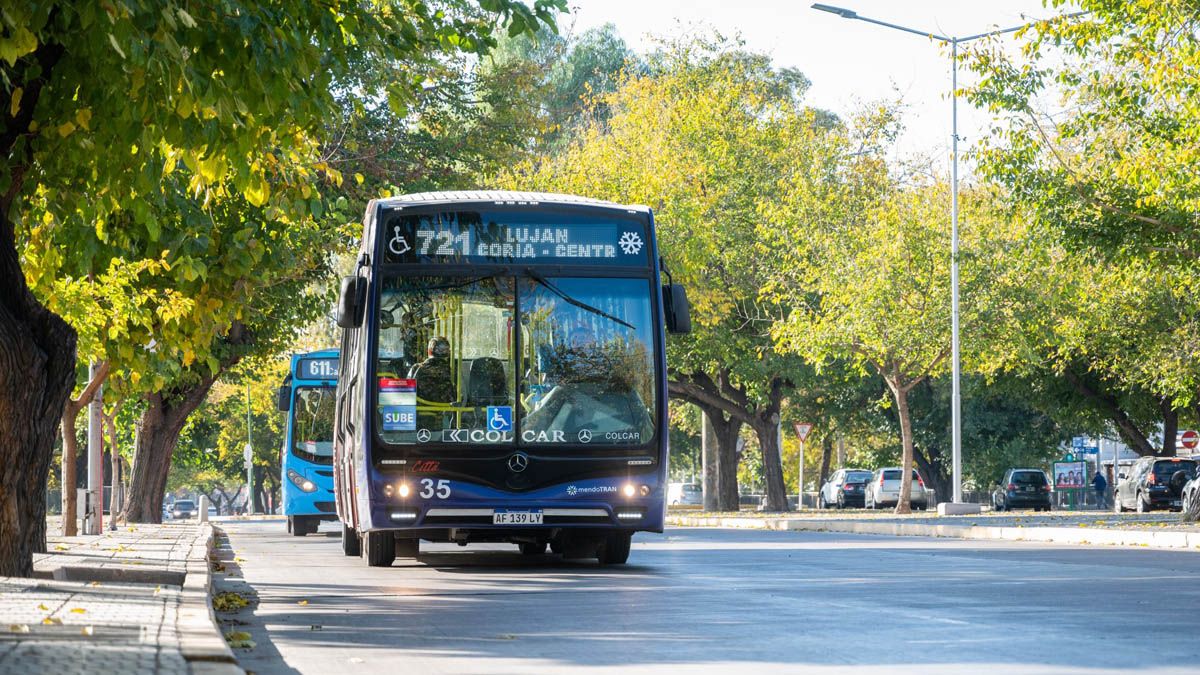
388 225 411 256
486 406 512 432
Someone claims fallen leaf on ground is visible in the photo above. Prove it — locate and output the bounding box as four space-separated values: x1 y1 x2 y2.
9 625 30 633
69 608 86 614
80 626 94 636
42 618 62 625
54 544 68 551
224 631 256 649
37 604 48 611
297 599 308 606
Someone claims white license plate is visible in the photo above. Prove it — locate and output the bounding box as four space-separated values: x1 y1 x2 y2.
493 510 543 525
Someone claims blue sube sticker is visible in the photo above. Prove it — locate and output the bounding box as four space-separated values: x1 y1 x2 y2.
487 406 512 431
382 406 417 431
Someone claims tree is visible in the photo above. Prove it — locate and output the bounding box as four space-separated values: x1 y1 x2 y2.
501 36 839 511
967 1 1200 414
766 156 1021 512
0 0 563 576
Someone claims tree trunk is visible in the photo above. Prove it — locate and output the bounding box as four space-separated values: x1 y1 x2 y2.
818 433 834 489
891 379 915 515
1063 370 1157 455
912 446 950 507
712 414 741 511
701 411 719 511
126 376 219 523
0 226 78 576
1159 398 1178 457
753 418 789 512
60 409 80 536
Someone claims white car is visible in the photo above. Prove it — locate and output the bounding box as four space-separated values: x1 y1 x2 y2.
668 482 702 506
1182 475 1200 519
865 467 929 510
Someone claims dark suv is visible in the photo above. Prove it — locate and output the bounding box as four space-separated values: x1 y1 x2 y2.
1114 457 1197 513
992 469 1052 512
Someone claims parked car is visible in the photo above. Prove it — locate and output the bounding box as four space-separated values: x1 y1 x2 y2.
207 506 218 518
668 482 702 506
992 468 1052 512
865 467 928 510
1182 474 1200 518
1114 457 1197 513
818 469 874 509
171 499 196 520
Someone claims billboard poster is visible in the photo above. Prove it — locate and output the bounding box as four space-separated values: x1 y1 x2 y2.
1053 461 1086 489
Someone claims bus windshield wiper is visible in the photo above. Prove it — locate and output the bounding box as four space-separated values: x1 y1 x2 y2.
527 271 635 330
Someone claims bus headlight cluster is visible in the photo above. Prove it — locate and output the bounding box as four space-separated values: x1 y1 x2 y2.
397 483 411 498
287 469 317 493
622 484 651 498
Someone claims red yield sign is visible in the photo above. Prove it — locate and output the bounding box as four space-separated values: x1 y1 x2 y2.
1181 429 1199 451
794 423 813 442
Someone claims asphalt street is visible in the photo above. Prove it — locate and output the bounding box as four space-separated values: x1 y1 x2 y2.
214 518 1200 674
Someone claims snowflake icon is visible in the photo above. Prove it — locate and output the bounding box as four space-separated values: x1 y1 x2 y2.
618 231 644 255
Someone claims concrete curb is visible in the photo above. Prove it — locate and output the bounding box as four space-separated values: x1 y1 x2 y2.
666 515 1200 551
178 522 243 674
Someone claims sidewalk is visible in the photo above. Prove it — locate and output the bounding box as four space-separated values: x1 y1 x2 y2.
0 518 239 674
667 510 1200 551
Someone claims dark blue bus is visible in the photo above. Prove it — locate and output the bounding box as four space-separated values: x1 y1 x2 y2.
277 349 339 535
332 191 690 566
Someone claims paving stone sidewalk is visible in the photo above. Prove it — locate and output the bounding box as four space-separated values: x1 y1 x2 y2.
0 519 239 674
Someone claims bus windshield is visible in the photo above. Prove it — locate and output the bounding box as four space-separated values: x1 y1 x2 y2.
374 275 656 447
292 387 335 464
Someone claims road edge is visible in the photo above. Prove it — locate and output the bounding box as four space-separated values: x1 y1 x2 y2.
178 522 244 674
666 514 1200 551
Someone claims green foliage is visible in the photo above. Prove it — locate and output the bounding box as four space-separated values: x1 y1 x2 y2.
966 0 1200 409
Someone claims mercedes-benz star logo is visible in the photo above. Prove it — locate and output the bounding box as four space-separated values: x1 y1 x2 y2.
577 429 592 443
507 452 529 473
416 429 431 443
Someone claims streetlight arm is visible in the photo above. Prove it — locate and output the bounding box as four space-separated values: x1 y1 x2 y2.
810 3 950 42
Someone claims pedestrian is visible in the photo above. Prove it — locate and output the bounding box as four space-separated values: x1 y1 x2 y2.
1092 469 1108 510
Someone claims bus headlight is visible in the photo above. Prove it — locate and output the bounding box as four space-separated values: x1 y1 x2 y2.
287 469 317 493
623 484 636 498
398 483 410 498
639 484 651 497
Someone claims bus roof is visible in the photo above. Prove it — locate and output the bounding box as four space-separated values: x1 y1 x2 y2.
373 190 652 215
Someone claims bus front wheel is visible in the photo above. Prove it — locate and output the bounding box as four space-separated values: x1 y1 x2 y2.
598 532 632 565
364 531 395 567
341 523 360 556
289 516 313 536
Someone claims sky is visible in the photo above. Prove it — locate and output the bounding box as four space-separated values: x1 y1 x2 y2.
565 0 1072 172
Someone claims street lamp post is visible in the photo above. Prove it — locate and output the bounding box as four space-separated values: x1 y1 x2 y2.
811 4 1034 506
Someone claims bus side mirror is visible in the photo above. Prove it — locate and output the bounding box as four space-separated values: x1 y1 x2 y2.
663 284 691 334
336 276 367 328
276 385 291 412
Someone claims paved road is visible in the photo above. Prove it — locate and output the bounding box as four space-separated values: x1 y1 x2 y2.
214 518 1200 674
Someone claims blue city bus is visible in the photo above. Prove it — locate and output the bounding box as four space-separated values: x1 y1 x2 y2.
277 349 340 536
332 191 690 566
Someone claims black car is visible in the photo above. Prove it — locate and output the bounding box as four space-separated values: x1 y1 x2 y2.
1114 457 1197 513
992 469 1052 512
818 469 875 509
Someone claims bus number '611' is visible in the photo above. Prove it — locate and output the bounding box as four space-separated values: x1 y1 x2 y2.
419 479 451 499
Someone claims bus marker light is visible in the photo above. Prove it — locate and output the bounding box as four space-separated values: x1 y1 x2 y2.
616 510 642 520
390 511 417 521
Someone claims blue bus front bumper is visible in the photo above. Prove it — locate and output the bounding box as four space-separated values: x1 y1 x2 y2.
282 464 337 518
359 475 664 533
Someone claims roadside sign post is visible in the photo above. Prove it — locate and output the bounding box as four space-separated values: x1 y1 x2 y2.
1181 429 1199 454
794 423 813 510
244 442 254 515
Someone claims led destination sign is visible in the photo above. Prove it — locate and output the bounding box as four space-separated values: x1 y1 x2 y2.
381 210 649 266
295 357 338 381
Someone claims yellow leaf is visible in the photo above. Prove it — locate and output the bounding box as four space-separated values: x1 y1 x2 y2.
75 108 92 131
56 121 76 137
354 173 364 185
42 617 62 625
81 626 94 636
9 624 30 634
9 87 22 117
297 599 308 606
37 604 48 611
69 608 86 614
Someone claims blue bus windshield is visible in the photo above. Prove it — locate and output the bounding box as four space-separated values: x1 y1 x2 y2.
292 386 335 464
373 275 656 447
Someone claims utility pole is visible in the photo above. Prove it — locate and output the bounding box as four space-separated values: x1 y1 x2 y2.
84 361 104 535
245 381 255 515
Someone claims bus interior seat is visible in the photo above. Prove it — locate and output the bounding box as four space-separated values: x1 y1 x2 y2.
464 357 507 407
